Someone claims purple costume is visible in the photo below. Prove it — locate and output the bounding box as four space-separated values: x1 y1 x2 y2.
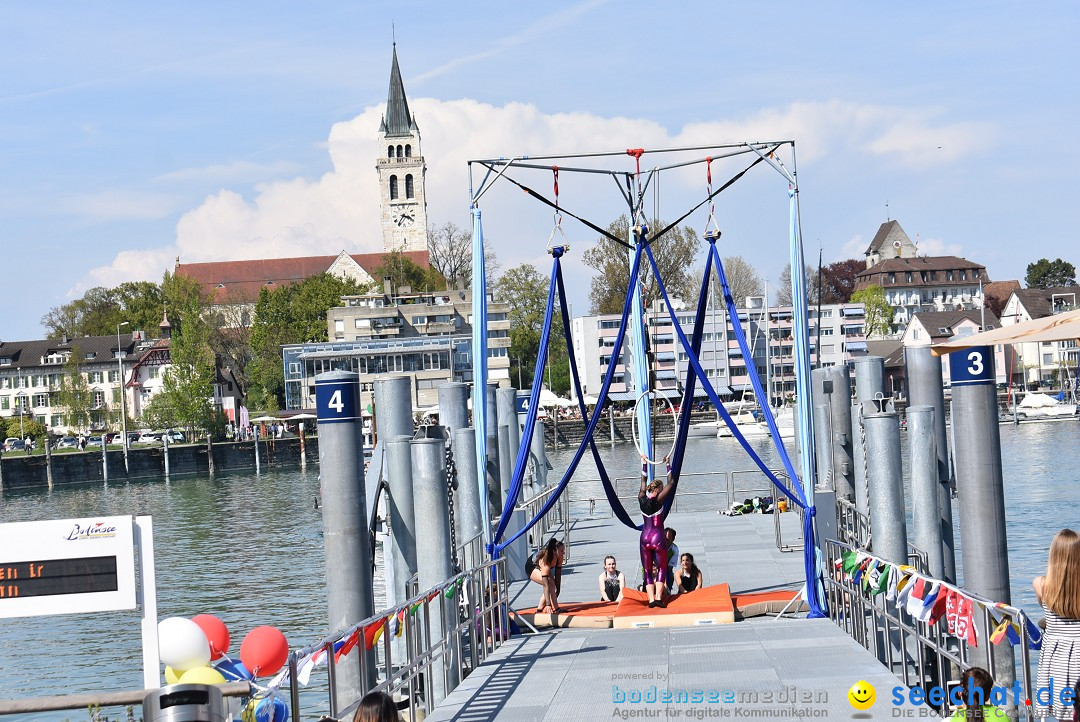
638 494 668 586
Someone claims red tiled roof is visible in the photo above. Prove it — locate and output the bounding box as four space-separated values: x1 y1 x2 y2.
176 251 430 304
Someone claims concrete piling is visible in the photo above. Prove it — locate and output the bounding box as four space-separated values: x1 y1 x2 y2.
905 346 956 583
850 404 868 520
315 371 376 698
453 427 483 569
484 381 500 516
948 347 1013 681
385 436 418 604
101 436 108 482
411 437 458 705
853 356 886 413
907 406 945 580
825 366 855 502
863 411 908 566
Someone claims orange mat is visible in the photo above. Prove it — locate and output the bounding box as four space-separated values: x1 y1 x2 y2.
516 600 619 617
611 584 734 628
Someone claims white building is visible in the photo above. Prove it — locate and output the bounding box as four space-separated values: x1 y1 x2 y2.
1000 286 1080 387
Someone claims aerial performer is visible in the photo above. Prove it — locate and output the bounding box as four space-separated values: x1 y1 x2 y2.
638 455 676 608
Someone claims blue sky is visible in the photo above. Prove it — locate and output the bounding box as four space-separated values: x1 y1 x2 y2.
1 2 1076 341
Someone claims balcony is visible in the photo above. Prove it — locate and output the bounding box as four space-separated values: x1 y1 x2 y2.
418 321 457 335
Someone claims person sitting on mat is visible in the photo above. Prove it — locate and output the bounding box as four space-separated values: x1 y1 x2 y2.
525 538 564 613
598 555 626 602
676 553 703 594
664 528 680 593
639 454 676 608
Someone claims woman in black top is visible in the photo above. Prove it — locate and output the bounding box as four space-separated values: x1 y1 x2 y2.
598 555 626 602
676 553 703 594
526 538 564 613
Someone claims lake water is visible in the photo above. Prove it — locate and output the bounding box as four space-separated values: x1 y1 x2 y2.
0 419 1074 716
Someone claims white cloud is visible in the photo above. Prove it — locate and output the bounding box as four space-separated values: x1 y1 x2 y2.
840 234 866 259
77 97 993 288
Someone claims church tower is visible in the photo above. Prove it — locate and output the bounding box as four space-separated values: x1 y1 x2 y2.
377 45 428 254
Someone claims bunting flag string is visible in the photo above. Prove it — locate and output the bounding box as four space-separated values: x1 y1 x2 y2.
834 547 1041 650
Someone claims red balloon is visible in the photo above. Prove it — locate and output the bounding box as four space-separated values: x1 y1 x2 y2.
192 614 230 661
240 626 288 678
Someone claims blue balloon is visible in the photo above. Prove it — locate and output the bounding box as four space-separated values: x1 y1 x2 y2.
213 657 252 681
255 696 289 722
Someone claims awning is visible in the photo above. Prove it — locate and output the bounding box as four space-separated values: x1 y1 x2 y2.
728 348 743 357
655 351 676 362
655 370 677 380
932 308 1080 355
842 307 865 316
846 341 868 352
653 335 674 344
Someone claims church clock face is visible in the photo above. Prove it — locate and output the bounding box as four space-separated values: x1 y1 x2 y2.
395 210 415 227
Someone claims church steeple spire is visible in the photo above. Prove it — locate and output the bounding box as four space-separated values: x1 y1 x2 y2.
379 44 416 137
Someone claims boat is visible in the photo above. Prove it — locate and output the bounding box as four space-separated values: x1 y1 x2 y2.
688 420 722 438
1011 392 1079 421
763 406 796 439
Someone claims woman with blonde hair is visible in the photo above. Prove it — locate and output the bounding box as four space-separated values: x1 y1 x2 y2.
1033 528 1080 722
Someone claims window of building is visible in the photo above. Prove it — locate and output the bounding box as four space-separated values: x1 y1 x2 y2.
1042 353 1054 365
413 316 427 325
0 378 8 389
388 145 394 158
335 320 345 332
946 270 954 281
148 367 160 379
405 174 414 199
905 271 913 283
389 175 398 200
0 396 7 410
109 370 119 382
489 312 508 322
396 145 403 158
93 391 105 406
959 270 967 280
89 371 103 384
599 319 621 329
405 145 412 157
887 272 896 284
820 328 834 336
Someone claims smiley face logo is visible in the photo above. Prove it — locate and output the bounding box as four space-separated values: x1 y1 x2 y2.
847 680 876 710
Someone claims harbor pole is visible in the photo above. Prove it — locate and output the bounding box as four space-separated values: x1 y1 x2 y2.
813 402 833 491
252 427 259 475
315 371 375 699
374 375 415 439
484 381 500 515
863 411 908 565
905 346 956 583
609 405 616 446
850 403 868 521
949 346 1013 682
44 440 52 489
206 434 214 478
853 356 886 413
497 387 522 494
907 406 945 579
531 420 549 538
299 424 306 469
101 435 108 482
385 435 417 660
498 424 528 581
825 366 855 502
453 427 483 568
163 434 170 479
437 383 470 438
411 437 458 705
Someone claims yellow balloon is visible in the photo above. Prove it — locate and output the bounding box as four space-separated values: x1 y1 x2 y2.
164 666 182 685
179 666 227 685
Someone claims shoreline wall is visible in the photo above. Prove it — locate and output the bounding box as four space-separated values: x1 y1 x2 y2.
0 437 321 491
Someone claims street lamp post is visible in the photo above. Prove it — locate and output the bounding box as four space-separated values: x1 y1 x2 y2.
117 321 130 473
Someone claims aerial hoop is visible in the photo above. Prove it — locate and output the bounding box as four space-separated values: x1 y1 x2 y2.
632 390 677 465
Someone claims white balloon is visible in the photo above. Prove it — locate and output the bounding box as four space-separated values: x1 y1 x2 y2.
158 617 211 671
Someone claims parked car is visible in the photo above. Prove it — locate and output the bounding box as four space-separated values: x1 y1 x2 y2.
104 432 120 444
56 436 79 450
127 432 141 445
136 432 161 445
87 435 103 447
4 438 24 452
162 429 185 443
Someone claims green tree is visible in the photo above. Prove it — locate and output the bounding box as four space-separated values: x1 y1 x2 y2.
583 216 699 314
1025 258 1077 288
0 416 46 444
153 272 217 437
851 284 893 338
495 263 549 388
40 282 164 339
248 273 367 409
372 252 444 293
55 346 94 432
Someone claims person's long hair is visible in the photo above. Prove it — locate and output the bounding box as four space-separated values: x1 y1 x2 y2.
680 553 700 578
352 690 399 722
958 666 994 719
1044 529 1080 618
538 538 561 567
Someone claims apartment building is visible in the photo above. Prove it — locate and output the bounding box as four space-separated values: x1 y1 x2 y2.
282 288 511 411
